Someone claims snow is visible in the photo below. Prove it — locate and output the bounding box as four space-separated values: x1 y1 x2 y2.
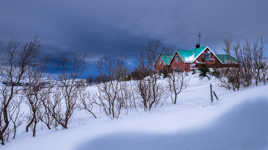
2 74 268 150
184 54 195 63
78 97 268 150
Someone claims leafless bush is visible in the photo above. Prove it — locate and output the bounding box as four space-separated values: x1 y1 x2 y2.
167 72 187 104
0 40 39 145
43 54 85 129
144 40 162 70
136 74 163 111
96 81 123 119
50 86 78 129
221 38 267 90
252 37 267 86
9 98 23 139
219 68 241 91
24 69 48 137
39 84 54 130
78 87 97 119
133 40 165 111
119 81 136 111
95 56 133 119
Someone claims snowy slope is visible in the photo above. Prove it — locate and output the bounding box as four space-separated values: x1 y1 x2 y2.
2 75 268 150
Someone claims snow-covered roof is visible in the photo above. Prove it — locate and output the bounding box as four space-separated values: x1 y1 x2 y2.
159 55 173 65
176 46 207 63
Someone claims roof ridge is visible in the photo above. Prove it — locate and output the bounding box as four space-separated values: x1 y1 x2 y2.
176 46 207 63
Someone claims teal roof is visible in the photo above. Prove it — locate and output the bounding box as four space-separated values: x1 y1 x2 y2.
216 54 238 64
160 55 173 65
177 46 206 63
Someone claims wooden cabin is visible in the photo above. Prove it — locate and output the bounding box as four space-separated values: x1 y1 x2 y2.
155 46 239 72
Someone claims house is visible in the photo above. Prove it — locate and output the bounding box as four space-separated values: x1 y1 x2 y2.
155 46 239 72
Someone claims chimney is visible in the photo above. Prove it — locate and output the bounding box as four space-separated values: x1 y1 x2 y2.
196 32 201 48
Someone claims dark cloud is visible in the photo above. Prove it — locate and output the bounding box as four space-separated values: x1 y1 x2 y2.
1 0 268 75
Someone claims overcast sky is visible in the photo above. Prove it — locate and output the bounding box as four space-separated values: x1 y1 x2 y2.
1 0 268 76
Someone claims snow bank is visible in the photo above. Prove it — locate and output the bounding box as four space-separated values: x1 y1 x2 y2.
77 97 268 150
2 76 268 150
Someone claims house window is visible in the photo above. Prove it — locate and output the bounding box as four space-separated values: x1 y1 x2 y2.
175 56 180 62
203 52 210 61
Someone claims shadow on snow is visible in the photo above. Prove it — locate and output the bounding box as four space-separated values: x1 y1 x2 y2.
77 98 268 150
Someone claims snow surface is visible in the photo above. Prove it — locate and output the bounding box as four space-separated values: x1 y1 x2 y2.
184 54 195 63
2 75 268 150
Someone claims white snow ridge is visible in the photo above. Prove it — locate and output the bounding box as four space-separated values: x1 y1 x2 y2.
2 75 268 150
77 98 268 150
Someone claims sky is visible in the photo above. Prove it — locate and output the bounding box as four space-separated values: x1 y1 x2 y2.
1 0 268 77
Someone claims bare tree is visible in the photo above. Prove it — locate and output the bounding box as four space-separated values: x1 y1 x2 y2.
43 54 86 129
167 72 186 104
78 88 97 119
144 40 162 71
9 98 23 139
0 40 39 145
219 68 241 91
161 47 173 55
24 68 48 137
133 40 165 111
136 73 163 111
95 56 131 119
39 83 54 130
97 81 123 119
221 37 267 91
252 37 267 86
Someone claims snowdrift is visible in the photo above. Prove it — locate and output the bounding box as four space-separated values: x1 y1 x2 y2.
2 75 268 150
77 97 268 150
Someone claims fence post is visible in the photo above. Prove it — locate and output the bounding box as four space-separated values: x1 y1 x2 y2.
210 84 213 103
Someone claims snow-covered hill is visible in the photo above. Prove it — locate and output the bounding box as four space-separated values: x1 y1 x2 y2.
2 75 268 150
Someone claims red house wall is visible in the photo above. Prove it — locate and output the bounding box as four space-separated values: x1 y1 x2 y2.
169 53 187 72
194 48 221 66
155 56 168 72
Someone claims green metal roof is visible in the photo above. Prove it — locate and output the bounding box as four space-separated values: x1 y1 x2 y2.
216 54 238 64
160 55 173 65
176 46 206 63
159 46 238 65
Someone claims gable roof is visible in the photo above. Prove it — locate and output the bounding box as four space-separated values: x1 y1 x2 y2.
216 54 238 64
176 46 224 64
156 46 239 66
159 55 173 65
176 46 207 63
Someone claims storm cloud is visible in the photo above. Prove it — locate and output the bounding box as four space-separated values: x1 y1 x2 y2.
0 0 268 75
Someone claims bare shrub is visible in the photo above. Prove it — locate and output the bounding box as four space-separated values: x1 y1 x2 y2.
219 68 241 91
0 40 39 145
252 37 267 86
43 54 85 129
95 56 132 119
136 74 163 111
167 72 186 104
9 98 23 139
96 81 123 119
24 69 48 137
221 38 268 90
78 87 97 119
39 84 54 130
133 40 165 111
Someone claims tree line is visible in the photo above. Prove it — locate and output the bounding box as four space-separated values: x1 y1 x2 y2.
218 38 268 90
